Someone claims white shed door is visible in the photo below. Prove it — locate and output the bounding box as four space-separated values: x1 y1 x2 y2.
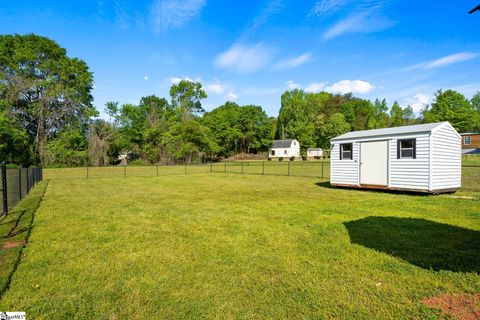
360 141 388 186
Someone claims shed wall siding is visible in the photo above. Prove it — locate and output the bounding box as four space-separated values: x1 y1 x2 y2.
388 134 430 190
432 125 461 190
331 142 359 185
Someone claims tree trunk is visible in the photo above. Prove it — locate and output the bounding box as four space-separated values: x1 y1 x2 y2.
35 104 46 166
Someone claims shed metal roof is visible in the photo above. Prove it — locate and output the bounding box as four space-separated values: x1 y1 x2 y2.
331 122 447 141
271 140 296 148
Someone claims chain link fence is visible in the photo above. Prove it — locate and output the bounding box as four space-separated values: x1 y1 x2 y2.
43 161 331 180
0 162 43 216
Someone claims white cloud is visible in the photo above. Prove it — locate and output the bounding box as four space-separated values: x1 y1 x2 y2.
206 83 224 95
325 80 374 94
224 91 238 101
151 0 206 32
305 82 326 93
169 76 200 84
321 1 394 40
403 93 431 113
402 52 479 72
286 80 300 90
214 43 274 74
144 75 149 80
274 53 312 70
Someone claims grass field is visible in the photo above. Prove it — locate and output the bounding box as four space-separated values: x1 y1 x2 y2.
0 171 479 319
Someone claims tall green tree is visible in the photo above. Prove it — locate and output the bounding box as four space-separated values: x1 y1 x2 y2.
390 101 404 127
166 81 216 162
0 34 96 164
320 113 350 149
471 91 480 131
169 80 207 121
402 105 415 125
423 89 475 132
373 98 389 128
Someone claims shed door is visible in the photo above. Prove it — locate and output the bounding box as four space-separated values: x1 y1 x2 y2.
360 141 388 186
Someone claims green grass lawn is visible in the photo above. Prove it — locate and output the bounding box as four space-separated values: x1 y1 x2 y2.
0 173 479 319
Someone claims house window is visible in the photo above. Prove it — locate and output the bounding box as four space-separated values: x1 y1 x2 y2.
464 136 471 145
271 150 275 156
340 143 352 160
397 138 416 159
284 150 287 155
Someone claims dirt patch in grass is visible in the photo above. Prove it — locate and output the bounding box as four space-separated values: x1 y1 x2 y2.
423 293 480 320
1 240 25 250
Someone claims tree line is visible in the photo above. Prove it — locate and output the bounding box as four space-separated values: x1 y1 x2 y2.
1 34 479 167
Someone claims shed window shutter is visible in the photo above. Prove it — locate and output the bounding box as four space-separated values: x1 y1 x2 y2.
397 140 400 159
339 145 342 160
413 138 416 159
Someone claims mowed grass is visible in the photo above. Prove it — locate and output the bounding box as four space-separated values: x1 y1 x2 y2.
1 173 479 319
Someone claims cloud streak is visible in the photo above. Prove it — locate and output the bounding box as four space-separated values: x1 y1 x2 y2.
214 43 274 74
150 0 206 32
274 53 312 70
402 52 479 72
310 0 350 16
317 0 394 40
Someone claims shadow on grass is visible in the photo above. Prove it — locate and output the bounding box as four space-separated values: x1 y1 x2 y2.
344 217 480 273
0 180 49 300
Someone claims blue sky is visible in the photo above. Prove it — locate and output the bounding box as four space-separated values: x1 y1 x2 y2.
1 0 479 117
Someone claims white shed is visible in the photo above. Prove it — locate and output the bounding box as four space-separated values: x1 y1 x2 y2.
269 139 300 159
330 122 461 193
307 148 323 158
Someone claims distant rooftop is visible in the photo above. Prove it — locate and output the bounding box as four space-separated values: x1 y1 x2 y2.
332 122 448 141
271 140 296 148
307 148 322 151
460 132 480 135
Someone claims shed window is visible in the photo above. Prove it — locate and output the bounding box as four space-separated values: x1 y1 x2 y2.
397 139 416 159
464 136 471 145
284 150 287 155
340 143 352 160
271 150 275 156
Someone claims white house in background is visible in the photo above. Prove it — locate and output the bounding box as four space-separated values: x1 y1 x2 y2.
330 122 461 193
269 139 300 159
307 148 323 158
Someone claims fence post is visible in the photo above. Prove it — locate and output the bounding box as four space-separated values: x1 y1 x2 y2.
185 163 187 174
156 165 159 176
262 161 265 175
210 161 212 173
124 165 126 178
1 162 7 215
322 162 324 179
26 168 30 193
288 161 291 176
86 163 89 179
224 162 227 173
18 167 22 200
241 162 244 174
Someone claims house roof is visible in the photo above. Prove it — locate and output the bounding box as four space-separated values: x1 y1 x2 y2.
307 148 322 151
460 132 480 135
271 140 296 148
331 122 448 141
